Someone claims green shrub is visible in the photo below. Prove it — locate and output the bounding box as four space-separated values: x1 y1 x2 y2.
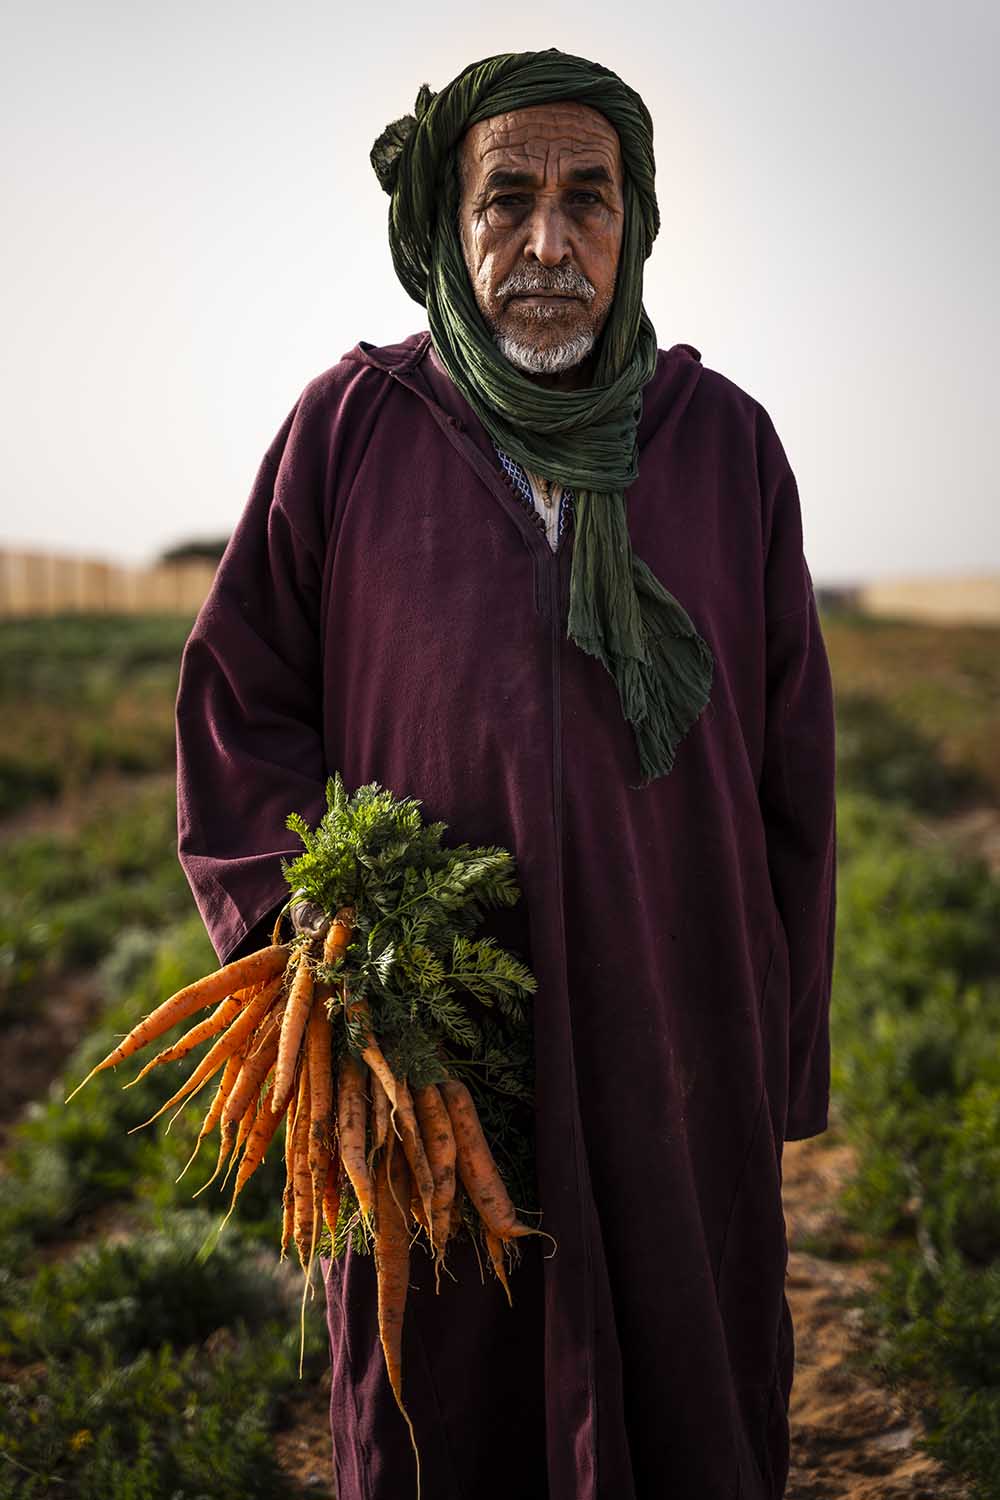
836 691 986 812
933 1084 1000 1267
0 615 190 817
3 1213 286 1361
0 919 216 1246
0 782 192 1011
0 1332 302 1499
833 792 1000 1494
865 1252 1000 1499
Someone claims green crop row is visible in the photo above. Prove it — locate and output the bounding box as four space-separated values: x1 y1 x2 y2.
0 921 326 1499
0 780 192 1017
1 918 287 1260
0 615 191 814
832 791 1000 1497
0 1213 325 1499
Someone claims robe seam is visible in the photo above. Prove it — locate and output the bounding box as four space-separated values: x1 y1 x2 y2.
549 553 600 1498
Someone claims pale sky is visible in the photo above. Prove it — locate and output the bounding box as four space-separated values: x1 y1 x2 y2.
2 0 997 584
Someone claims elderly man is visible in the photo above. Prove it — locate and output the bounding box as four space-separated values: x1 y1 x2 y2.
175 48 836 1500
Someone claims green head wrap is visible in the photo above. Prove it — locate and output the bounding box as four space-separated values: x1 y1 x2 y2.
371 48 713 785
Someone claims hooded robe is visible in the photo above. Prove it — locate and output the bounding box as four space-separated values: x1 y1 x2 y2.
175 330 837 1500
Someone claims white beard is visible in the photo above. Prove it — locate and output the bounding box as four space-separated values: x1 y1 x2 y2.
494 327 595 374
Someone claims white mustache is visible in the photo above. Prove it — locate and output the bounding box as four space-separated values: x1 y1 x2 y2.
497 267 596 302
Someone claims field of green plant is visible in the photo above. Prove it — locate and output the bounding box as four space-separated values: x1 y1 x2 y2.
0 610 998 1497
0 618 326 1500
826 614 1000 1498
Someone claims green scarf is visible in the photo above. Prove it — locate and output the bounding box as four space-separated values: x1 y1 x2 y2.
371 48 714 785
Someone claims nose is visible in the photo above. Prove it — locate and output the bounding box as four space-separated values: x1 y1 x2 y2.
523 199 571 267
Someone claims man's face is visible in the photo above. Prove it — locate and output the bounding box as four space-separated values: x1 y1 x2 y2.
457 102 625 377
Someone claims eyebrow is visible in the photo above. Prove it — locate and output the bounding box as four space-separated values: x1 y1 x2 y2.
482 164 615 191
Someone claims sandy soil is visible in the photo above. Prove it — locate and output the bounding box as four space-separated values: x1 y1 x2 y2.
0 971 104 1150
783 1134 968 1500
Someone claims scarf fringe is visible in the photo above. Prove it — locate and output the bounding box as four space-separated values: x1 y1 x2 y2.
568 554 715 785
630 629 715 785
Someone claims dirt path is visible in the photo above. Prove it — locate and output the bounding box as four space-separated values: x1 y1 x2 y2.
783 1133 968 1500
0 971 104 1150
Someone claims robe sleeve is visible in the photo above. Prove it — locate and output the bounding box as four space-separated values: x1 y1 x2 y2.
756 406 837 1141
174 388 332 967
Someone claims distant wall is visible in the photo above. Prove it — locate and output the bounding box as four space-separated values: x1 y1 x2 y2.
0 548 216 617
3 547 998 627
855 574 1000 625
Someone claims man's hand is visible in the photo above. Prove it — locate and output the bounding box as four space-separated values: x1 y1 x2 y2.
289 889 330 939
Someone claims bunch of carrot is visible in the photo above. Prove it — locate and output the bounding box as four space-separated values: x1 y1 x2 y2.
65 889 546 1499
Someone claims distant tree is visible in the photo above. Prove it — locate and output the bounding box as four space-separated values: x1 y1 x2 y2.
815 584 860 614
157 538 229 566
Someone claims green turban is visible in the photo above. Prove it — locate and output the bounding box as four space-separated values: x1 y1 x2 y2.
371 48 714 786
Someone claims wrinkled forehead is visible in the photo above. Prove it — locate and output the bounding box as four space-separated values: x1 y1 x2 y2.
458 101 623 190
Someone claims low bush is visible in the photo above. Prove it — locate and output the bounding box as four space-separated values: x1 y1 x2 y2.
833 791 1000 1495
0 615 190 815
836 691 987 813
0 781 191 1012
0 1199 326 1499
0 916 286 1262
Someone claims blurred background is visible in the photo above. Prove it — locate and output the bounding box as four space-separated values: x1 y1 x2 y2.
1 1 997 1497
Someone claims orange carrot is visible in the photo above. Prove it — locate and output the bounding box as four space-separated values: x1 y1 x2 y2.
337 1052 373 1222
128 973 284 1133
322 905 356 966
412 1082 456 1260
64 945 289 1101
438 1079 543 1243
291 1062 314 1272
227 1069 287 1209
409 1170 426 1224
485 1229 513 1307
343 992 395 1095
368 1069 389 1167
322 1149 341 1238
218 1086 262 1197
448 1187 464 1242
301 996 334 1298
307 999 334 1199
391 1079 437 1248
221 1007 283 1138
211 1011 283 1196
271 950 315 1117
123 993 244 1087
374 1143 421 1498
235 1087 260 1159
281 1085 298 1262
175 1048 245 1185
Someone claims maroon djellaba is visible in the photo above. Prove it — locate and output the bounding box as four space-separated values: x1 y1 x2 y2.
174 49 836 1500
